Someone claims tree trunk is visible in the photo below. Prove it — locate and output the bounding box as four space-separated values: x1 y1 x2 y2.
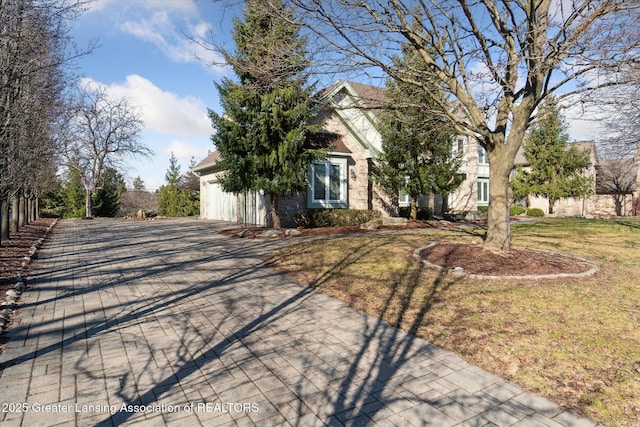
18 194 26 228
484 136 522 252
484 168 511 252
27 197 33 222
548 198 554 215
269 192 281 229
0 198 8 243
10 194 18 233
85 189 92 218
410 197 417 220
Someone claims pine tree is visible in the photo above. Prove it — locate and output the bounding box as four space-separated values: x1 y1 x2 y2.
132 176 145 191
63 168 86 218
158 153 199 217
92 167 126 217
209 0 322 228
373 46 462 220
511 98 593 214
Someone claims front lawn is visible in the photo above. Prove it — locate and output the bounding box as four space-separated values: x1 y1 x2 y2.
267 218 640 426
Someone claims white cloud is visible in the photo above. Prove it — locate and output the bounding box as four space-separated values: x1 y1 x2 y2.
113 2 227 72
85 0 197 15
82 75 213 137
165 140 210 161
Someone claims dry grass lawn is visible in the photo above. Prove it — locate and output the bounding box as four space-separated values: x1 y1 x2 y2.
266 218 640 426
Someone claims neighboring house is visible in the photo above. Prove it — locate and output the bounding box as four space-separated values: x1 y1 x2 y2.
595 154 639 216
516 142 639 217
193 80 440 226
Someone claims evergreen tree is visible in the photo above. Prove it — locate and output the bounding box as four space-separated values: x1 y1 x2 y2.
510 98 593 214
158 153 199 217
132 176 145 191
164 153 181 186
373 46 462 220
92 167 126 217
63 167 86 218
209 0 323 228
180 157 200 192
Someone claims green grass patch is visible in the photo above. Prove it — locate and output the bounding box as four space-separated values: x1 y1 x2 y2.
267 218 640 426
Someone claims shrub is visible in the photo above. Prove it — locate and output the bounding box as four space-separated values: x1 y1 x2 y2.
527 207 545 217
477 206 489 213
293 209 382 228
510 205 526 216
398 207 433 220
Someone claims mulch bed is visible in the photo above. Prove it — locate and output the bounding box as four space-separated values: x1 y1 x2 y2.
418 242 594 276
0 219 54 296
219 219 477 239
222 218 589 277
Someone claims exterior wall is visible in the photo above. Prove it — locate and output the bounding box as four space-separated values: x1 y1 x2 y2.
275 192 305 228
449 136 485 213
316 113 395 217
593 194 634 217
527 196 595 217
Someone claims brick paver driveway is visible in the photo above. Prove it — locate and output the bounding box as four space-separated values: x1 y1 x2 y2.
0 219 597 426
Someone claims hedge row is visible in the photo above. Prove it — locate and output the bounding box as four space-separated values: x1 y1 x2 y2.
509 205 545 217
293 209 382 228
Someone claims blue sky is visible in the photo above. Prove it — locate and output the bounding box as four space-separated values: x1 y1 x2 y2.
71 0 239 191
70 0 602 190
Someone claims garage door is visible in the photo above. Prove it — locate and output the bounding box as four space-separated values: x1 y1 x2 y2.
206 181 238 222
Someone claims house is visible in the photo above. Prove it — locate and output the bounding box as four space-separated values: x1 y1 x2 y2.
518 142 640 217
447 135 490 213
193 80 640 226
594 153 639 216
192 80 442 226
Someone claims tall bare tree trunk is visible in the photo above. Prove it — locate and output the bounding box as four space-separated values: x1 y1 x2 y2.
484 131 523 252
27 197 33 222
85 189 92 218
0 198 8 243
10 194 18 232
485 168 511 252
18 193 26 228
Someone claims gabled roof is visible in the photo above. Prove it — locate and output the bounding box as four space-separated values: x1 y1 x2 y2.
316 80 387 110
191 151 221 174
193 81 386 171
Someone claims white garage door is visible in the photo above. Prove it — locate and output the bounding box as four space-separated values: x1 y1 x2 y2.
206 181 238 222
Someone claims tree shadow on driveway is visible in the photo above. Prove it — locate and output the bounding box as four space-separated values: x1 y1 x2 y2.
1 219 579 426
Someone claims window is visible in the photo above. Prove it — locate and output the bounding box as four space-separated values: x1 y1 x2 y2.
477 145 489 165
308 159 347 208
452 136 466 157
399 189 410 207
398 176 410 207
477 178 489 205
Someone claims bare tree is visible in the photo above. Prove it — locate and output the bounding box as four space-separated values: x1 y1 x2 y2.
0 0 91 240
595 64 640 158
63 82 150 218
281 0 640 251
